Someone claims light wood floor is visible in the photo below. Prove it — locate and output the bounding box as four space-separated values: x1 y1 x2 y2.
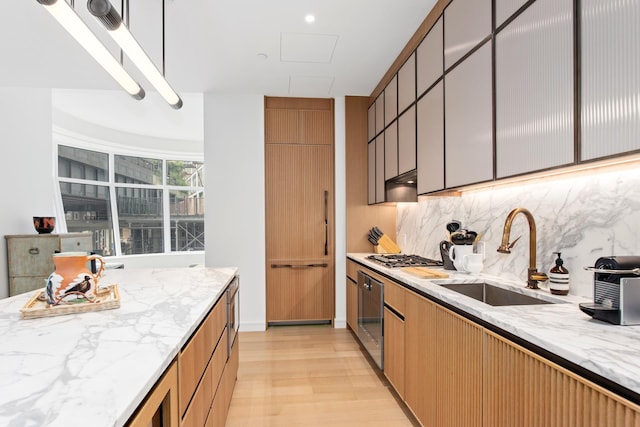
225 325 417 427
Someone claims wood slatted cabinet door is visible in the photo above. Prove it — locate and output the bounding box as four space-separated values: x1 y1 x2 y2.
383 307 405 399
484 330 640 427
265 97 334 324
404 291 437 426
435 306 483 427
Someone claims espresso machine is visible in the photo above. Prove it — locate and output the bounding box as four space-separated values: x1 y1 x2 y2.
579 256 640 325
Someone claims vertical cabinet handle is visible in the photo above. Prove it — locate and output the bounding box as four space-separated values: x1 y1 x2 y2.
324 190 328 256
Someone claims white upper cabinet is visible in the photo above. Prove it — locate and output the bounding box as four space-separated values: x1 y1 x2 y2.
375 94 384 135
495 0 528 28
398 53 416 113
581 0 640 161
445 42 493 188
417 16 443 97
385 122 399 180
375 135 385 203
417 81 444 194
367 104 376 142
444 0 492 69
398 106 416 175
385 76 398 127
368 141 376 204
495 0 574 178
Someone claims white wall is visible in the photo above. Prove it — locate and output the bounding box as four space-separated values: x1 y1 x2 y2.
0 88 54 299
334 97 347 328
203 93 266 331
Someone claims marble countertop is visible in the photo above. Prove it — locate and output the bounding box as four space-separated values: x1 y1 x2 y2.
348 253 640 398
0 266 237 427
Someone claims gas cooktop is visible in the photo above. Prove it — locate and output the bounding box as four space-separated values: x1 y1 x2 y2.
366 254 443 268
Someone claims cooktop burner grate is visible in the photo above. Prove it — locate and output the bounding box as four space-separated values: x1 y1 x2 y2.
366 254 443 268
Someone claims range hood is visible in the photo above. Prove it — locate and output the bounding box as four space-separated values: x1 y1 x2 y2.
385 170 417 203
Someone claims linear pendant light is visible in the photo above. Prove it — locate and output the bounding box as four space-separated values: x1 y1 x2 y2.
36 0 145 100
87 0 183 109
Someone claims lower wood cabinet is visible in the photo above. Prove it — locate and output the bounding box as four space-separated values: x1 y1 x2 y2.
128 361 180 427
346 260 358 331
375 272 640 427
484 331 640 427
435 306 483 427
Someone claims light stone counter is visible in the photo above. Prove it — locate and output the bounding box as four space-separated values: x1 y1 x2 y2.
0 266 237 427
348 253 640 399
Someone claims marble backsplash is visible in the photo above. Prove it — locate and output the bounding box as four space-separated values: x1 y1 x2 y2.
396 165 640 298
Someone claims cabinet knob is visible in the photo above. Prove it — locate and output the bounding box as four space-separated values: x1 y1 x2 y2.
28 248 40 255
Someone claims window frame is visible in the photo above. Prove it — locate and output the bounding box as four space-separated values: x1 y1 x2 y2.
54 140 204 257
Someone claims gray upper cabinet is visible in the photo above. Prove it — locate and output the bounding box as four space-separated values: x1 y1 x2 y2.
375 94 384 135
495 0 574 178
375 135 385 203
368 104 376 141
417 16 443 97
385 76 398 127
368 141 376 204
398 53 416 113
445 42 493 188
398 106 416 175
581 0 640 161
495 0 528 28
417 81 444 194
385 122 399 180
444 0 492 69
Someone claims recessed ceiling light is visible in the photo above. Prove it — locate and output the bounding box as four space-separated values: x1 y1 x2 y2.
305 14 315 23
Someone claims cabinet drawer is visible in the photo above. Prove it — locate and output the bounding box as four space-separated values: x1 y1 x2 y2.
182 328 228 427
384 280 406 315
60 234 92 252
6 236 58 276
179 299 227 417
9 276 48 297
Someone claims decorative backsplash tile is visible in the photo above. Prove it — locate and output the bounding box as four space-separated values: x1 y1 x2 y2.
397 165 640 298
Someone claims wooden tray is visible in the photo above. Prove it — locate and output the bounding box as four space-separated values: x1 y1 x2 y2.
20 284 120 319
402 267 450 279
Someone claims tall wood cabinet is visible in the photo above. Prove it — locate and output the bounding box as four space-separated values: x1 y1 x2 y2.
5 233 93 297
265 97 335 324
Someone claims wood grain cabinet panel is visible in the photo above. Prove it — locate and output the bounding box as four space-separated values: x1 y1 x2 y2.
404 291 437 427
384 280 405 314
383 307 405 399
346 276 357 331
484 330 640 427
436 306 483 427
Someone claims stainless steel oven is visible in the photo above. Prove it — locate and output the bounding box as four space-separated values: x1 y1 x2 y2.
226 276 239 358
357 270 384 369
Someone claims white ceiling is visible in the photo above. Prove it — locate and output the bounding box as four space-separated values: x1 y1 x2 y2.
3 0 437 141
3 0 437 98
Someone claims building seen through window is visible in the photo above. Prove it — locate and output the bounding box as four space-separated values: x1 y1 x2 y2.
57 145 204 256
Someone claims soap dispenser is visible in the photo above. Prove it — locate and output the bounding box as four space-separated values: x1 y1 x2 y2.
549 252 570 295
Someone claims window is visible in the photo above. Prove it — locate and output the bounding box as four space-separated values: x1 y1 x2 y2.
56 145 204 256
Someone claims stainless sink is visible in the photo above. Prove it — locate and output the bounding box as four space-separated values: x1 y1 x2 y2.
438 282 553 306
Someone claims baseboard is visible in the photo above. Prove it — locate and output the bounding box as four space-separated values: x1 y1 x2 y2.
239 321 266 332
334 318 347 329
